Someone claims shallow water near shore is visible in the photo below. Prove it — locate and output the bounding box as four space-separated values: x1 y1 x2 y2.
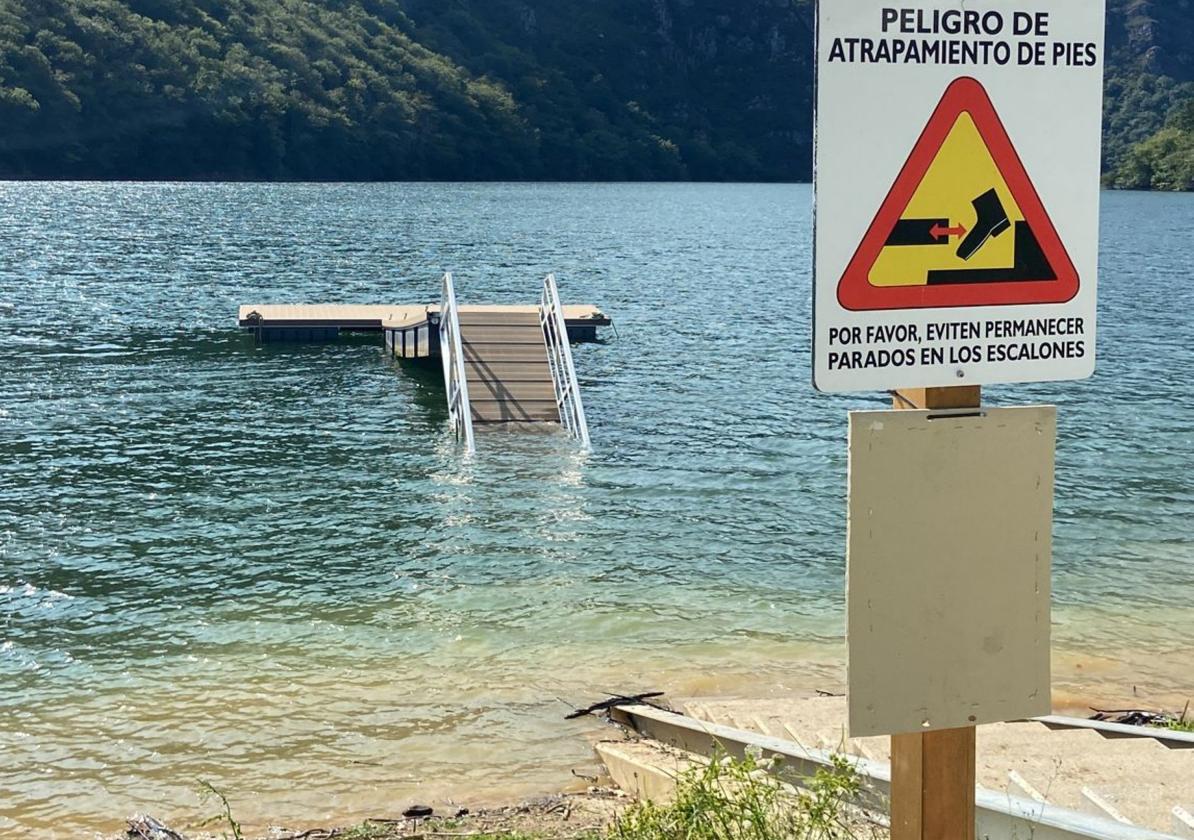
1 183 1191 836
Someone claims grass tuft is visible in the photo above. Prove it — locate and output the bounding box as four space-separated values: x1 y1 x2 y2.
608 751 864 840
332 822 396 840
1153 700 1193 733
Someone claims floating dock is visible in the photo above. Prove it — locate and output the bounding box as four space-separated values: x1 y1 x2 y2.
239 275 609 452
237 303 609 346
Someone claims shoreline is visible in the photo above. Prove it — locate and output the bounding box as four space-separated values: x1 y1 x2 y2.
91 684 1194 840
7 651 1191 836
104 690 1194 840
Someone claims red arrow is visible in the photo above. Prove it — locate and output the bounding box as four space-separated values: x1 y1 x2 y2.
930 222 968 239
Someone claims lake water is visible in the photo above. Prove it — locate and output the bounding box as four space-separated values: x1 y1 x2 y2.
1 183 1191 836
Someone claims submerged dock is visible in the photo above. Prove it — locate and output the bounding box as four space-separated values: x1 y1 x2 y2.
238 275 609 452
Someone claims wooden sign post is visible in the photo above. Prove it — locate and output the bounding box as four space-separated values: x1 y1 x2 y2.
846 387 1055 838
891 727 976 840
890 385 980 840
888 384 979 835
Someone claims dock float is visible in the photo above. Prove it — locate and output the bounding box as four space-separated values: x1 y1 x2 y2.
238 304 608 345
239 274 608 453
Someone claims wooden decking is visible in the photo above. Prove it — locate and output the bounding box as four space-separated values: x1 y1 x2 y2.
459 311 558 423
237 303 608 330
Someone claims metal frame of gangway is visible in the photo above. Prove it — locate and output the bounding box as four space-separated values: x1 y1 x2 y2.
439 272 475 454
436 272 591 455
540 273 591 449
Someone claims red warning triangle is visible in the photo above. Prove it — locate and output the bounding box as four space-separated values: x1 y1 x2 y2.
838 77 1079 311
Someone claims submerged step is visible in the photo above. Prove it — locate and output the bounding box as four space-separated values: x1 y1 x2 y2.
471 399 559 423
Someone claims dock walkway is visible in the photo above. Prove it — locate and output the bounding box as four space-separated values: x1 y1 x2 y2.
459 309 558 423
238 303 608 344
239 277 608 450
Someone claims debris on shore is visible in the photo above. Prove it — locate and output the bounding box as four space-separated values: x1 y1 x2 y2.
564 691 669 720
119 789 627 840
1090 699 1192 730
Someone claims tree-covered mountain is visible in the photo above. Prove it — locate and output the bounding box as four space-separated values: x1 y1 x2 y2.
0 0 1189 187
1102 0 1194 189
1108 100 1194 190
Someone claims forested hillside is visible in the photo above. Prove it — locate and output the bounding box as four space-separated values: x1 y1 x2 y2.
1102 0 1194 189
0 0 1188 186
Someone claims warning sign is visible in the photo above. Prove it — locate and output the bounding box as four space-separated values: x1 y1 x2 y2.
814 2 1104 392
839 77 1078 311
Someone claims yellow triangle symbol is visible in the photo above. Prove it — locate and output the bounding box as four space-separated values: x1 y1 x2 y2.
869 113 1025 288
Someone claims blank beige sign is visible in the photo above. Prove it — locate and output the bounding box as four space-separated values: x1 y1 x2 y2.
847 406 1055 738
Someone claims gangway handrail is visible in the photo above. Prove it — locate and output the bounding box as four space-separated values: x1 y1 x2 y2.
540 273 591 449
439 272 475 454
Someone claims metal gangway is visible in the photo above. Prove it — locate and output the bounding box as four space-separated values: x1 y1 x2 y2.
541 273 591 449
436 272 591 454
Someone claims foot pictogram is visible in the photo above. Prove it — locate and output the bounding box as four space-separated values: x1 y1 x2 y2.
956 188 1011 260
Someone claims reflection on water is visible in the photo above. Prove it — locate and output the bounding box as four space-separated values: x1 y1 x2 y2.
0 183 1191 836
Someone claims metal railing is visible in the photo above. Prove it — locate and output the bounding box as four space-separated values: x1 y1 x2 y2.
540 273 591 449
439 272 475 454
610 704 1180 840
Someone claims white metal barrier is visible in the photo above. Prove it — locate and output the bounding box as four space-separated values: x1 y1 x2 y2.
540 273 591 449
610 704 1183 840
439 272 475 454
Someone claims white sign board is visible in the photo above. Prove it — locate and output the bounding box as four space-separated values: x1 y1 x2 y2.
814 1 1104 392
847 407 1055 737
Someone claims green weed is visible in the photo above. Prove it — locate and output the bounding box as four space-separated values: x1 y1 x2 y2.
608 751 865 840
331 822 395 840
429 833 594 840
197 780 243 840
1155 701 1193 732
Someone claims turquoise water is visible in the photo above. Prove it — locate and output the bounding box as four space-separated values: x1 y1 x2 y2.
0 183 1191 835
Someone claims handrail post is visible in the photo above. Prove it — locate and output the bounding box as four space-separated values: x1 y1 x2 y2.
439 272 475 454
